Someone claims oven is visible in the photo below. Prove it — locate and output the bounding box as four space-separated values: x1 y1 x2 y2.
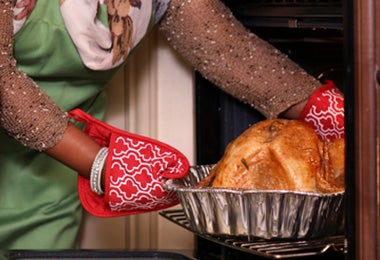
195 0 345 259
161 0 380 259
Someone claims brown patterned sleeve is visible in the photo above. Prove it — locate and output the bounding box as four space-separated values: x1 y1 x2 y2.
159 0 321 118
0 0 68 151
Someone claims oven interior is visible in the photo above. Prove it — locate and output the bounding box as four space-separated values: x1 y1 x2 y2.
161 0 348 259
195 0 345 163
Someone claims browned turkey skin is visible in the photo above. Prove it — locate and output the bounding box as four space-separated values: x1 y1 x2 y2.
198 119 344 193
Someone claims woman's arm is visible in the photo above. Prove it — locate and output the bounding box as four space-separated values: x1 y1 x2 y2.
159 0 344 140
159 0 320 119
0 0 100 179
281 100 308 119
45 123 101 178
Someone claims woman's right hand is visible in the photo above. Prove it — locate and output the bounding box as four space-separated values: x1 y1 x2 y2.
68 109 190 217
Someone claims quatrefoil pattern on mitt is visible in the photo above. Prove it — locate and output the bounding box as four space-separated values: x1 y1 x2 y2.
299 80 344 140
69 108 189 217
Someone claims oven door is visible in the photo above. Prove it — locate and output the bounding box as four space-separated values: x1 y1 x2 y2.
350 0 380 259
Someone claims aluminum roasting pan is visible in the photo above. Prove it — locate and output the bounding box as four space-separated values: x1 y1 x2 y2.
163 165 345 240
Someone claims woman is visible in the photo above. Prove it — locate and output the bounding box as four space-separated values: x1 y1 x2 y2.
0 0 344 249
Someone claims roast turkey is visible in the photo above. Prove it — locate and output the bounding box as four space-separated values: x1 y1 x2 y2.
198 119 344 193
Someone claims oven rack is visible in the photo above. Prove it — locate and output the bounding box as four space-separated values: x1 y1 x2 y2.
159 209 347 259
224 0 343 29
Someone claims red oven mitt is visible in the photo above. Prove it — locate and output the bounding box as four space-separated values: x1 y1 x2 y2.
68 108 190 217
299 80 345 140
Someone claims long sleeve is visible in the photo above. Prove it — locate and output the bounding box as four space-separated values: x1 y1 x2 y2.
0 0 68 151
159 0 321 118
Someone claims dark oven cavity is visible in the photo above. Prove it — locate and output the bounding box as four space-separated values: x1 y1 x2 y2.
191 0 346 259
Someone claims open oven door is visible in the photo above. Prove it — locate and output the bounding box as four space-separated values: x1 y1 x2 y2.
347 0 380 259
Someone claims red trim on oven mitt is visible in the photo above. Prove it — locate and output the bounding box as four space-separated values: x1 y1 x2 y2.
69 109 190 217
298 80 345 140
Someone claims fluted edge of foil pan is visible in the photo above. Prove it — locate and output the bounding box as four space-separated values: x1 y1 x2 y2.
163 165 345 240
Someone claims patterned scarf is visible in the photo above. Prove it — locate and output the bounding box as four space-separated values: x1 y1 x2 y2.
13 0 171 70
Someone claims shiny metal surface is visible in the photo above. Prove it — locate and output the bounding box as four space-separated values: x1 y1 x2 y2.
163 165 345 239
159 209 346 259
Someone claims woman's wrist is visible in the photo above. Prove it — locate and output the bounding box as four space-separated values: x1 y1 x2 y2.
281 99 308 119
90 147 108 195
45 122 102 178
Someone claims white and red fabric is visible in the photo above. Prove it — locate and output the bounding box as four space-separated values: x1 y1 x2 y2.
299 80 345 140
13 0 171 69
69 108 190 217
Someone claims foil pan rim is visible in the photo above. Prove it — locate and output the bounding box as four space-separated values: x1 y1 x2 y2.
163 178 344 197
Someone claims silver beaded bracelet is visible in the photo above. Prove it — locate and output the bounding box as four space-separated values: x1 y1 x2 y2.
90 147 108 195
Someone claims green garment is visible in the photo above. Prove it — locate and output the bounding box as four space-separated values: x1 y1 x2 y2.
0 0 156 249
